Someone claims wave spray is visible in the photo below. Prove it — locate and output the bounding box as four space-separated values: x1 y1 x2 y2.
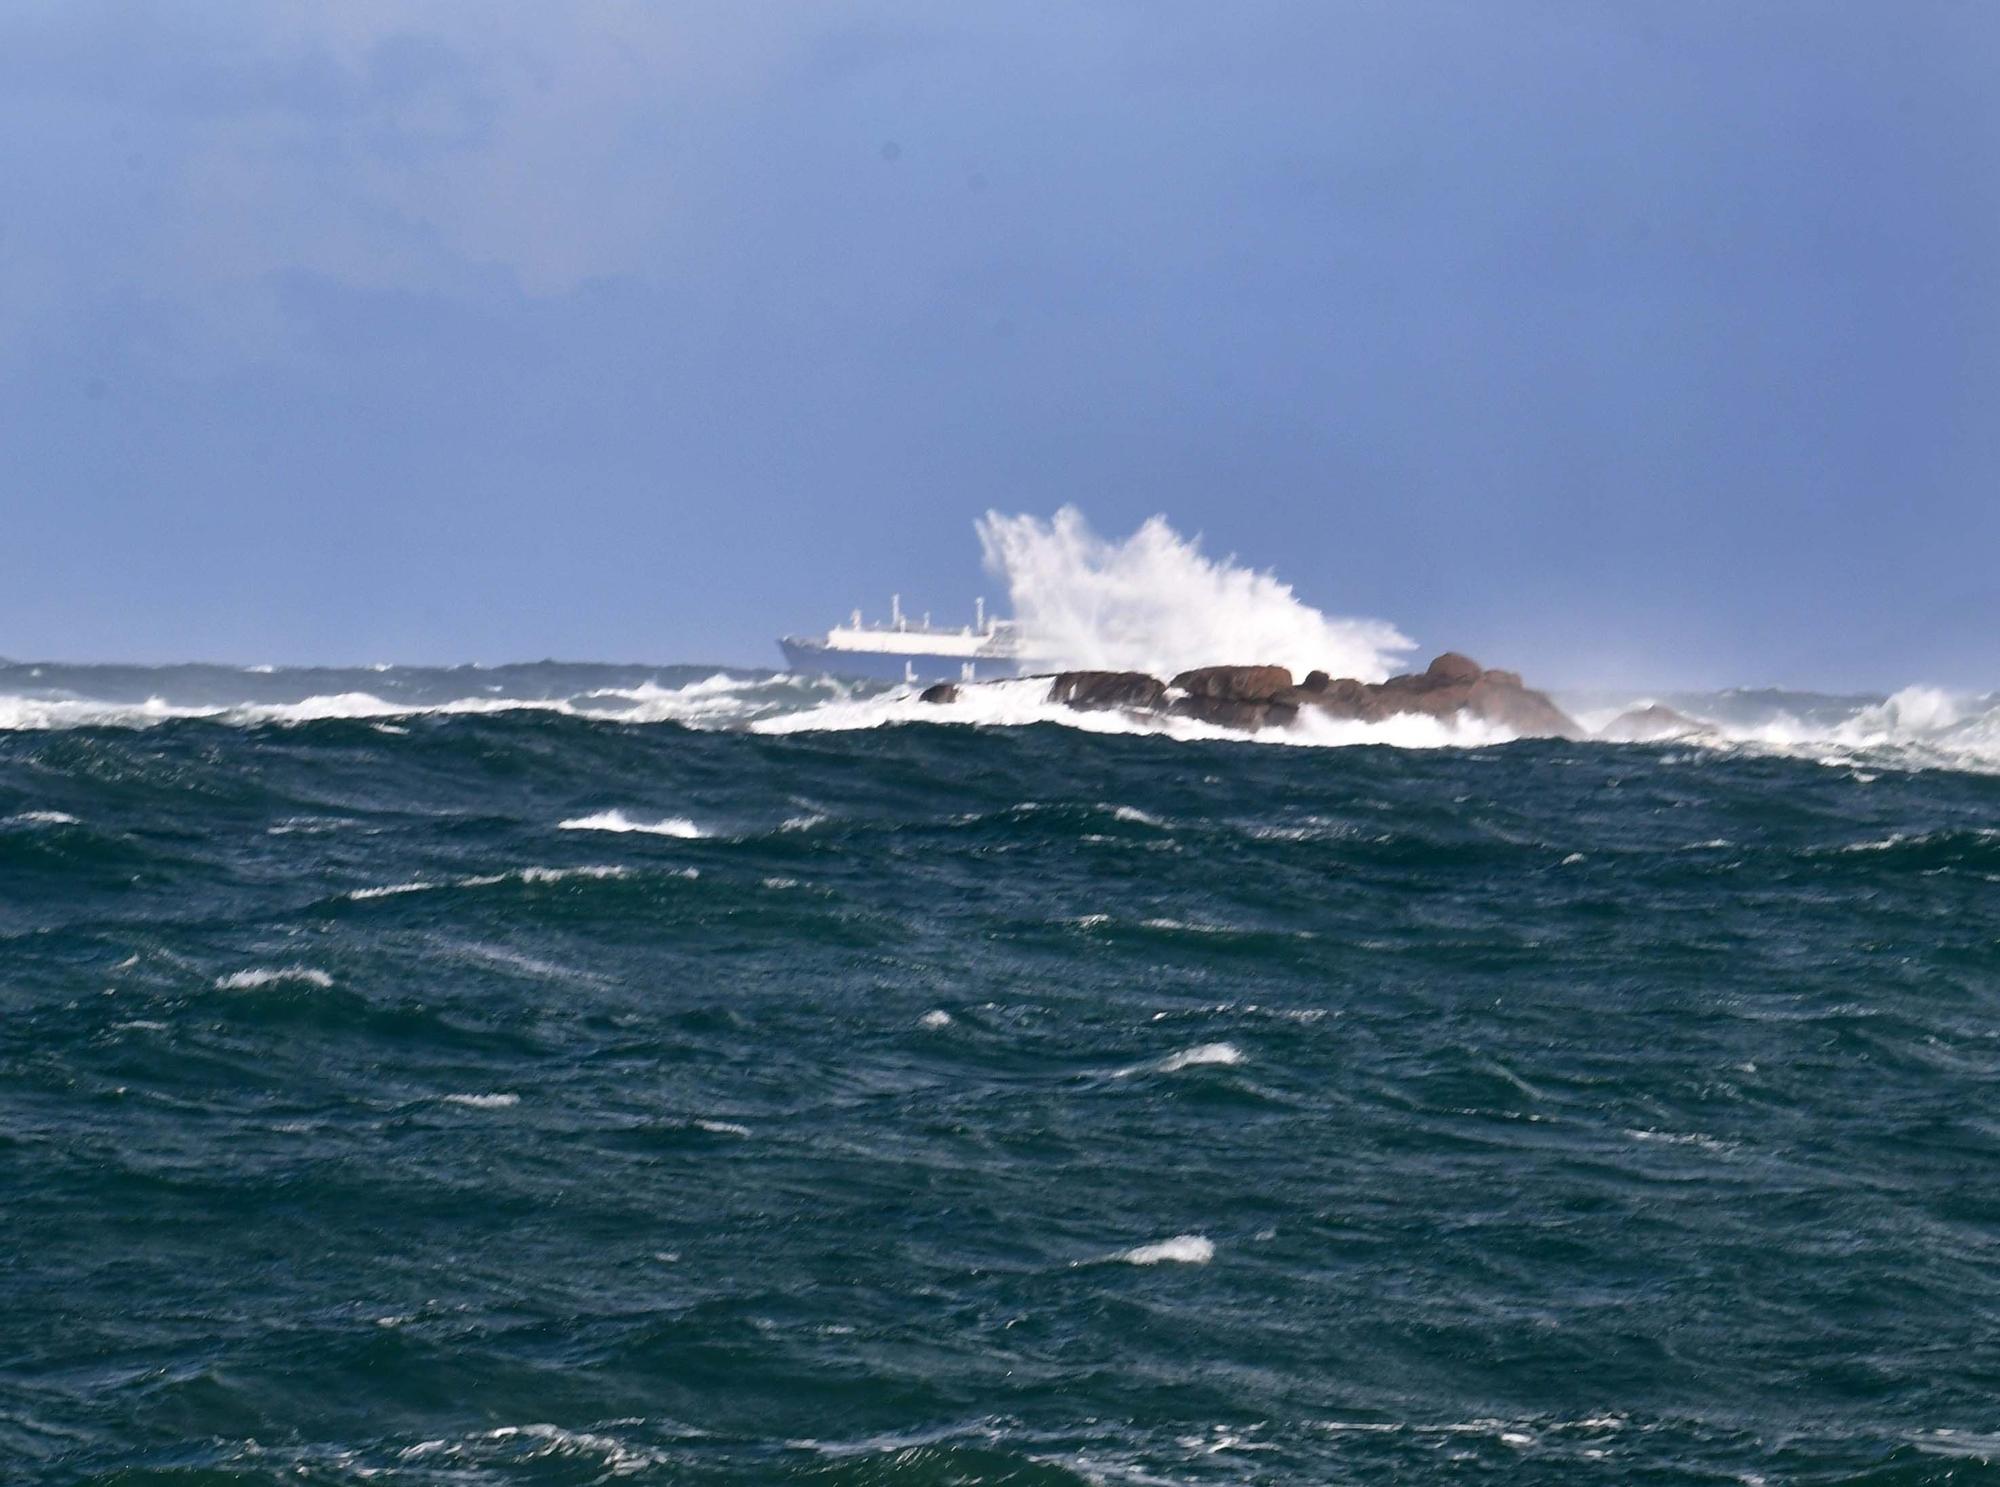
976 507 1414 681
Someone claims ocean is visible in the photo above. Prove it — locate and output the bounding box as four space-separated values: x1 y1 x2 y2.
4 659 1998 1485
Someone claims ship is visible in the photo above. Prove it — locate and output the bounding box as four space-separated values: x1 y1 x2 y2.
779 596 1036 684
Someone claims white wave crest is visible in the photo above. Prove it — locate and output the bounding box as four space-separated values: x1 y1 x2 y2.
347 880 438 900
1116 1234 1215 1266
1159 1042 1245 1072
0 670 835 734
3 809 79 826
215 966 333 990
476 1423 666 1474
1680 684 2000 776
978 507 1413 681
753 674 1516 750
444 1092 520 1109
557 810 707 838
344 865 632 900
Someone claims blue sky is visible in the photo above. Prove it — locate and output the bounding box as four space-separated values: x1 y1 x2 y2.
3 2 1995 688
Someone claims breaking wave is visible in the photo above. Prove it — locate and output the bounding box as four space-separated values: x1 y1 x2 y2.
750 675 1517 750
557 810 708 838
215 967 334 991
1115 1234 1215 1266
0 669 842 733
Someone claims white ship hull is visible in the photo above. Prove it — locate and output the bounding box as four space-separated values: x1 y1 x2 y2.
779 597 1034 684
778 637 1022 685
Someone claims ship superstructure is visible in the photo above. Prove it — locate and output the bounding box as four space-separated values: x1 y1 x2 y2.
779 596 1036 684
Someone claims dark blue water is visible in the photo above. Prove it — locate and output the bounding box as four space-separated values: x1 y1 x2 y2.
4 664 1998 1484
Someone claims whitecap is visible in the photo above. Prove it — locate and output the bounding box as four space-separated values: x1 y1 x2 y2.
919 1009 954 1029
694 1118 750 1136
215 967 332 990
751 674 1519 752
443 1093 520 1109
1158 1042 1244 1072
558 809 707 838
348 880 438 900
1116 1234 1215 1266
478 1423 665 1473
517 865 629 883
3 809 79 825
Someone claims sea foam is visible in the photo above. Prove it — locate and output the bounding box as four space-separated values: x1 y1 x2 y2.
215 967 333 990
751 674 1517 751
1159 1042 1245 1072
557 810 708 838
1117 1234 1216 1265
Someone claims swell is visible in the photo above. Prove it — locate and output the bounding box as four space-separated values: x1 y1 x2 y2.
8 700 2000 1486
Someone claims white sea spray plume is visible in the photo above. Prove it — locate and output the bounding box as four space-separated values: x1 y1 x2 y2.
977 507 1413 681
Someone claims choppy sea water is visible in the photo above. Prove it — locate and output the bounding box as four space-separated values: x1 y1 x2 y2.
4 662 1998 1485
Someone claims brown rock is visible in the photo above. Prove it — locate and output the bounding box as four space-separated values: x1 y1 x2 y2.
918 682 959 704
1298 676 1388 722
1423 651 1485 686
1169 665 1294 702
1048 671 1170 711
1466 675 1581 738
1296 654 1581 738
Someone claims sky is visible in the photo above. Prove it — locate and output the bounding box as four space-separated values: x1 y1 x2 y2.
2 1 1995 689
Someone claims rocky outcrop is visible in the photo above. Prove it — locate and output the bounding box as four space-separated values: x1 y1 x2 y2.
1025 653 1582 739
1299 653 1581 738
1598 703 1711 742
1166 665 1299 730
918 682 959 704
1049 670 1169 711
